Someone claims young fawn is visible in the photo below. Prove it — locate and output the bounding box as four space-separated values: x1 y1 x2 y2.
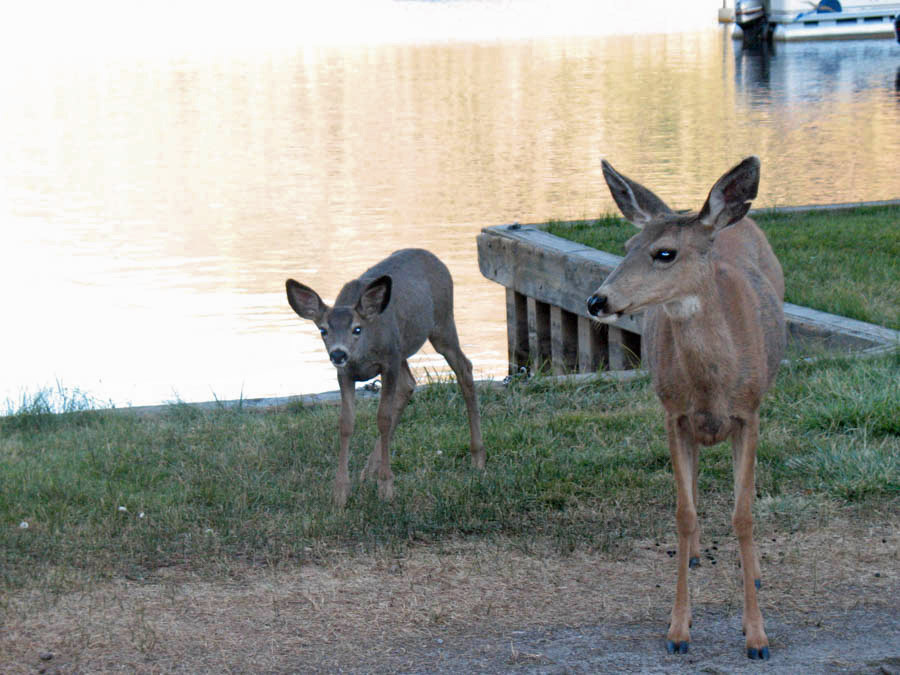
588 157 785 660
286 248 486 508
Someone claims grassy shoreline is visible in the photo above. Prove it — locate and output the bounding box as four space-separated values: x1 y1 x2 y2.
2 352 897 591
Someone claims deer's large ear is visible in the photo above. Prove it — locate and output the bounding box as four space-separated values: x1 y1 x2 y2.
602 159 673 229
698 156 760 233
286 279 326 321
356 275 392 320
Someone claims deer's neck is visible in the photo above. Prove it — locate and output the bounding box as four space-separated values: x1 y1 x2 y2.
661 279 735 380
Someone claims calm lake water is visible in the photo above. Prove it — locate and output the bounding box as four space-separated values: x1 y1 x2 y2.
2 1 899 409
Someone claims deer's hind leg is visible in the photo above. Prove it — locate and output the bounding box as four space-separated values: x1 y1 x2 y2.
429 318 485 469
362 360 416 485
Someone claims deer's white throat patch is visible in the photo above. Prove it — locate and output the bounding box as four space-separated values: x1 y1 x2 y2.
664 295 702 319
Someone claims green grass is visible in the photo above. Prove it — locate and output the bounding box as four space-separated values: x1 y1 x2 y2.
546 205 900 330
2 352 898 589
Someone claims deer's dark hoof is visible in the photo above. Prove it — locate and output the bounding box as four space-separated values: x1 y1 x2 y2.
689 556 700 569
747 646 770 660
754 578 762 590
666 640 689 654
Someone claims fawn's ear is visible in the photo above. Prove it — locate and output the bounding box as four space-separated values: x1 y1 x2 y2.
356 275 392 320
698 156 760 233
602 159 673 229
286 279 326 322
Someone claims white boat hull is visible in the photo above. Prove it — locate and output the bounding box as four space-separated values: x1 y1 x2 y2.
733 0 900 41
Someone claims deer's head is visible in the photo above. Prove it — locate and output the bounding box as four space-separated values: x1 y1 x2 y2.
286 275 392 368
587 156 760 322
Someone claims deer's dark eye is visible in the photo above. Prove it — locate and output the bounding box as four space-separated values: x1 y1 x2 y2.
319 327 328 336
652 249 677 263
352 326 362 335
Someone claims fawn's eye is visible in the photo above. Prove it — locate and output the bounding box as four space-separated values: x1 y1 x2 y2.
352 326 362 335
319 327 328 336
652 249 677 263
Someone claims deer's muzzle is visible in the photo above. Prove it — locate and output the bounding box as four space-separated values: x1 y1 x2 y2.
587 294 608 316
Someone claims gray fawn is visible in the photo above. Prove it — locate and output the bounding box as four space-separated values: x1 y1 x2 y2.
587 157 785 660
286 248 486 508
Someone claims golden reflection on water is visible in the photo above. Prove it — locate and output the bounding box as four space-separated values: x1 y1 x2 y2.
2 10 899 406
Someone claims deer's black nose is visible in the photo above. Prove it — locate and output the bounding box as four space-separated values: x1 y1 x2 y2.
329 349 348 366
587 294 608 316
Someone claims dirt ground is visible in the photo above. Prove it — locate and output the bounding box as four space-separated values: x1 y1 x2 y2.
3 521 898 674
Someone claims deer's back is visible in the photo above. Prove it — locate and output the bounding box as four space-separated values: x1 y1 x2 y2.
345 248 453 358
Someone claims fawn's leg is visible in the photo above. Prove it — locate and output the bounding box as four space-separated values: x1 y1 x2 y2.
362 361 415 480
333 372 356 508
373 365 398 501
430 325 486 469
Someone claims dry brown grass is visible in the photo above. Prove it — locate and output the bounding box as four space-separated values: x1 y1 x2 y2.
2 518 897 673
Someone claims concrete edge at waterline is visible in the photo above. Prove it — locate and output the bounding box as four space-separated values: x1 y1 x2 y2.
115 370 647 418
87 335 900 419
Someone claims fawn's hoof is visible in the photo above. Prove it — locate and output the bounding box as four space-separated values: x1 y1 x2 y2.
666 640 689 655
332 482 350 509
689 556 700 569
377 478 394 501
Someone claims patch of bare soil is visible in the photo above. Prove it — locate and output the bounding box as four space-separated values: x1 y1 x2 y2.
2 521 898 674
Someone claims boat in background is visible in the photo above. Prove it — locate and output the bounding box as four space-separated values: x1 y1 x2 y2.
733 0 900 42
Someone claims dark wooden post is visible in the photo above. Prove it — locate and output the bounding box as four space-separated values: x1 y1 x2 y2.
608 326 642 370
550 306 579 374
527 297 552 373
578 315 606 373
506 288 529 374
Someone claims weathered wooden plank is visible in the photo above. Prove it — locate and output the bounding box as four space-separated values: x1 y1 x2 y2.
607 326 627 371
506 288 529 374
783 302 894 351
477 226 642 334
527 296 552 372
577 315 605 373
550 306 578 375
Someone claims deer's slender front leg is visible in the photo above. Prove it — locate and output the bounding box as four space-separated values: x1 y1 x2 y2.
732 414 770 660
666 414 698 654
374 366 398 501
362 362 416 481
333 372 356 508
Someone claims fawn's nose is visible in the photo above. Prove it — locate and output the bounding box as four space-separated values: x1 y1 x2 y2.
329 349 348 366
587 294 608 316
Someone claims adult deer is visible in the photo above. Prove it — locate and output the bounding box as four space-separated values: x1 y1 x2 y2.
286 248 486 508
587 157 785 660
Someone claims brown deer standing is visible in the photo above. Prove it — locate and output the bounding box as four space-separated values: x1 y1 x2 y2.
587 157 785 660
286 248 486 508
